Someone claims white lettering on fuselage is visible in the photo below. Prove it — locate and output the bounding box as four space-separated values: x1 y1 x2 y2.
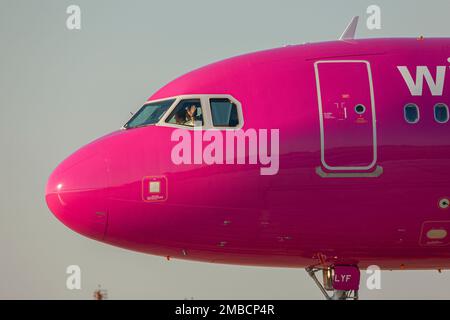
334 274 352 283
397 63 448 96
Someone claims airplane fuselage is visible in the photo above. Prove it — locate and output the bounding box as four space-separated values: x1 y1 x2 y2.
46 38 450 270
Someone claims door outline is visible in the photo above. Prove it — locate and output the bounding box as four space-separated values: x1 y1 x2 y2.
314 60 378 171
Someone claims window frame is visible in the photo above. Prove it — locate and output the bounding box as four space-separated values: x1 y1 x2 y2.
434 103 449 124
404 103 420 124
149 94 244 130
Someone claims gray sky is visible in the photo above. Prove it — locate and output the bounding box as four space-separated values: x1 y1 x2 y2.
1 0 450 299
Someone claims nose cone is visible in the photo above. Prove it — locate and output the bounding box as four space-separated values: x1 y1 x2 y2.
46 144 109 241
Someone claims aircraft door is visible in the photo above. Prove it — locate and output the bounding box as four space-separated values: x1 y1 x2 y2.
314 60 380 176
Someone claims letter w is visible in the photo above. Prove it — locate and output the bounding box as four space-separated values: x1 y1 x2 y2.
397 66 446 96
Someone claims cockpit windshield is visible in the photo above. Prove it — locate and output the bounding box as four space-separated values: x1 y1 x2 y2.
124 99 175 129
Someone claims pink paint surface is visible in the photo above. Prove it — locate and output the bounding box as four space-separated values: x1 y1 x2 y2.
333 265 361 291
46 38 450 271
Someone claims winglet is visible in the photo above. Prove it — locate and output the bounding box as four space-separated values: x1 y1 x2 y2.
339 16 359 40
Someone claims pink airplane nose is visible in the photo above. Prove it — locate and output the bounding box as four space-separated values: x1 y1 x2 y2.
46 146 109 241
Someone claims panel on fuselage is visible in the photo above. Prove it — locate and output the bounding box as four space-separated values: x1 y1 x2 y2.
315 61 377 171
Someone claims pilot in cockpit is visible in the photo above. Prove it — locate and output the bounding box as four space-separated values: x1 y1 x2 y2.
174 108 187 125
164 101 203 127
184 104 198 126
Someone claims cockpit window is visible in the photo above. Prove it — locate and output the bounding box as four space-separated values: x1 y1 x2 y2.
124 99 175 129
165 99 203 127
210 98 239 127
